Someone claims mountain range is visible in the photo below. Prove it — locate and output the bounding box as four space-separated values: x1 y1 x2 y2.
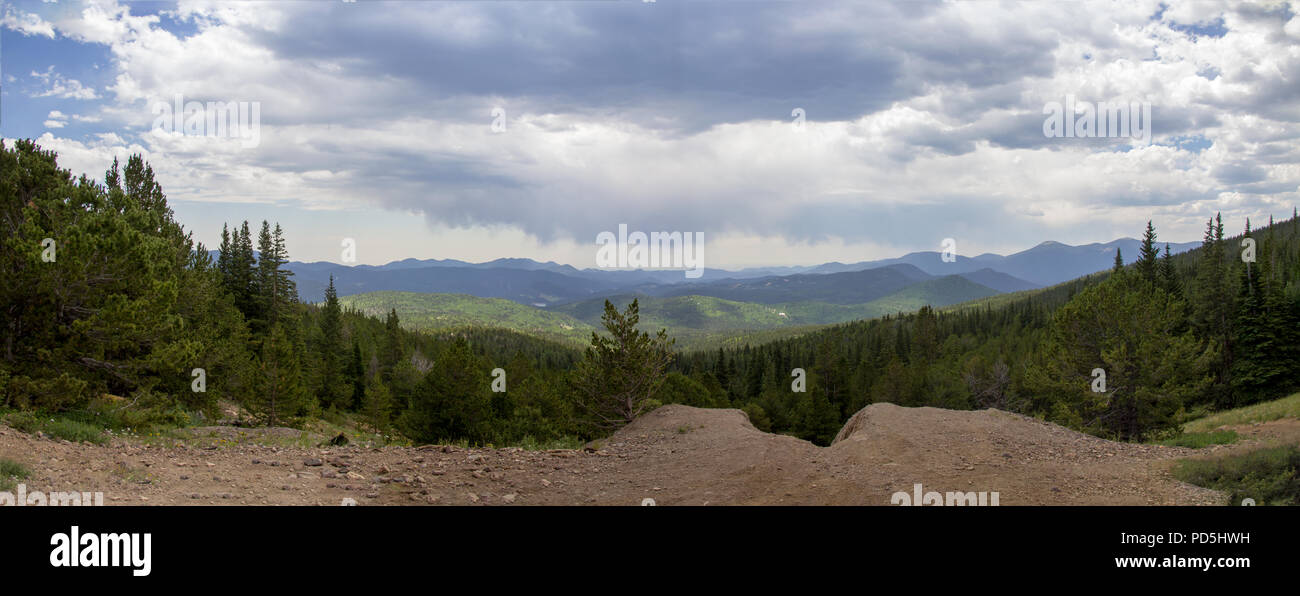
269 237 1196 305
307 236 1199 351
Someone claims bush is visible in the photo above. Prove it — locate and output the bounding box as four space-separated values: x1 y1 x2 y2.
72 392 193 431
0 457 30 491
5 411 106 444
741 403 773 432
1173 445 1300 506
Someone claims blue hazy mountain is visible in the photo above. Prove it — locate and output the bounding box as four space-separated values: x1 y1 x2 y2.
807 238 1199 286
214 236 1183 304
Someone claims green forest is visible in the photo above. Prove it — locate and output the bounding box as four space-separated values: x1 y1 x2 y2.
674 217 1300 445
3 139 1299 449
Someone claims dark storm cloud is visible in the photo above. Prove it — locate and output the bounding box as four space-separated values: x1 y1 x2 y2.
245 1 1057 132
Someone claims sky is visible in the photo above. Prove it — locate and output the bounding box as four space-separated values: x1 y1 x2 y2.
2 0 1298 268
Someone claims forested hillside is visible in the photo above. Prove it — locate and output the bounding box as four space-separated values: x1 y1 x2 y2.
4 139 1297 450
0 140 585 446
675 217 1300 444
338 291 597 347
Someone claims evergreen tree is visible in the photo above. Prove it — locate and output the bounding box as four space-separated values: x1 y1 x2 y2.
361 374 396 433
271 224 296 307
0 141 216 410
572 299 675 429
1136 220 1160 285
232 221 257 319
1192 213 1235 407
1027 273 1212 440
796 382 843 446
1230 224 1294 402
1159 243 1181 297
381 308 404 382
249 323 307 427
255 221 280 326
347 340 366 411
316 275 349 409
217 223 232 286
399 337 492 443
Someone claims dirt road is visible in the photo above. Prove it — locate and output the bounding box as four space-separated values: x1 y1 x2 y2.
2 403 1273 506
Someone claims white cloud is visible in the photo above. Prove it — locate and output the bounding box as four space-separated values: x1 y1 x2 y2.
31 67 100 100
1 7 56 38
18 0 1300 264
44 110 69 129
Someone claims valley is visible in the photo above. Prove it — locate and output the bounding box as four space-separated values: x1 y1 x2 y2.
315 238 1199 353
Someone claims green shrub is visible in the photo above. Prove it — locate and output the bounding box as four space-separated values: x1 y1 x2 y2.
1173 445 1300 506
5 411 106 444
0 457 30 491
741 403 773 432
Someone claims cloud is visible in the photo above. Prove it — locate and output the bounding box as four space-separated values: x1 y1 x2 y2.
12 0 1300 263
44 110 69 129
1 6 56 38
31 67 101 100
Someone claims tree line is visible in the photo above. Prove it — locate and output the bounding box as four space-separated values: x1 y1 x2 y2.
0 140 619 446
5 138 1296 448
673 214 1300 444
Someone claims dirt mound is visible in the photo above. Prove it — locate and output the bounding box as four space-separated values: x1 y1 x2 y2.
833 402 1158 461
612 404 763 440
819 403 1222 504
0 403 1232 505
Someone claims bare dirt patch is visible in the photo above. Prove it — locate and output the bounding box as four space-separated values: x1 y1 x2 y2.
0 403 1234 505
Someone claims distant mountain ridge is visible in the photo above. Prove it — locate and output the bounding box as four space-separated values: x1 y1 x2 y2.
805 238 1198 285
308 235 1198 352
235 236 1194 304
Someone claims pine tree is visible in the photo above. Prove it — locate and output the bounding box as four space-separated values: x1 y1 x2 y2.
796 382 843 446
217 223 232 287
316 275 349 409
251 322 308 427
271 224 296 306
1159 243 1181 296
381 308 403 382
347 340 366 411
1193 213 1234 407
398 337 493 443
232 221 257 320
1136 220 1159 285
0 141 228 411
572 299 675 429
1026 272 1212 440
361 374 396 433
1230 224 1292 402
256 221 276 325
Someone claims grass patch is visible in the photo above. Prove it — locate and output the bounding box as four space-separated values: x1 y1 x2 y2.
1184 392 1300 433
4 411 106 444
0 393 201 445
1173 445 1300 506
1156 430 1239 448
0 457 31 491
